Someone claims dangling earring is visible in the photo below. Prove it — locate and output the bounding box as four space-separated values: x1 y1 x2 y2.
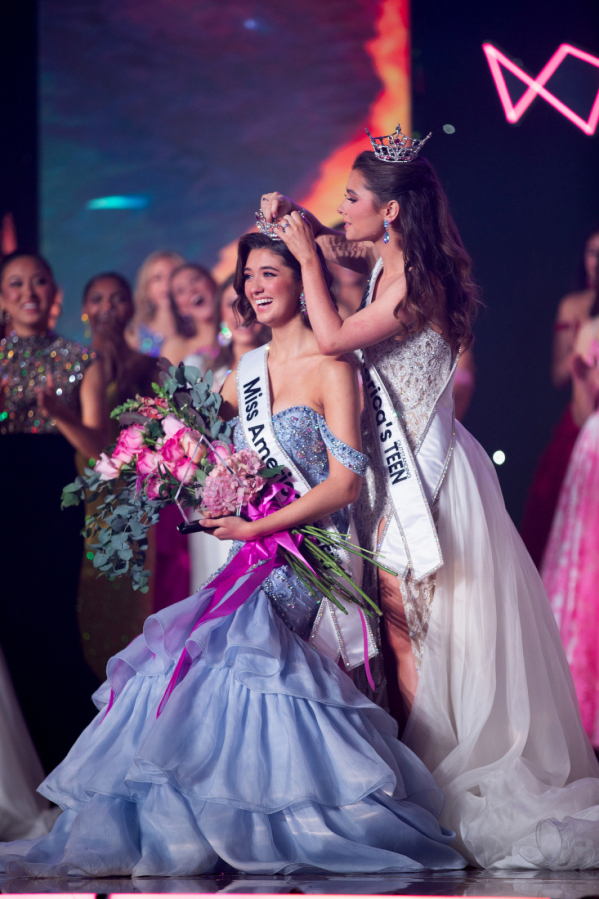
299 291 307 315
383 219 390 244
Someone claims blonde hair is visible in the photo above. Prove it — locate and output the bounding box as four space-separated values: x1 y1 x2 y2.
133 250 185 324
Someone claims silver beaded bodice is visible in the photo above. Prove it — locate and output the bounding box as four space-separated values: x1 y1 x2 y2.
0 331 95 435
355 327 452 555
231 405 368 639
355 261 453 671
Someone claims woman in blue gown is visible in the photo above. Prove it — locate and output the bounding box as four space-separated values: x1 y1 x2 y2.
0 233 464 878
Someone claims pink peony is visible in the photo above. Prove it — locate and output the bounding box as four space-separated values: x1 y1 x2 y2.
113 425 146 464
202 449 266 516
95 452 123 481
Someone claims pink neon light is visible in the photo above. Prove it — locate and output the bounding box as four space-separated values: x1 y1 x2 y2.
483 43 599 135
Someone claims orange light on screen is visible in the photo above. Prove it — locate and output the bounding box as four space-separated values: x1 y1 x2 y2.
299 0 410 225
212 0 410 281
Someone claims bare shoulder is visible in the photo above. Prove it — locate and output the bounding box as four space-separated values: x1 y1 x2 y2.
557 289 594 321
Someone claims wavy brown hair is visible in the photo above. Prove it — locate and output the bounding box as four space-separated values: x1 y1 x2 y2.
352 151 481 352
233 232 334 327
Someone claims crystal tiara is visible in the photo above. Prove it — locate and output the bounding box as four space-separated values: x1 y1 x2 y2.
365 124 432 163
255 210 282 240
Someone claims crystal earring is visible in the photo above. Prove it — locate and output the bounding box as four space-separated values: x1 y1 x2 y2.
299 291 307 314
383 219 390 244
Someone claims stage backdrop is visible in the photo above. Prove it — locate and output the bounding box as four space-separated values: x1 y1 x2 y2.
39 0 409 341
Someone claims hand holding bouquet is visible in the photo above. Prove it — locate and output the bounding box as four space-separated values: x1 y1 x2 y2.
62 362 390 619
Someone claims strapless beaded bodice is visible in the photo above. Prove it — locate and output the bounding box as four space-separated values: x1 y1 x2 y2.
229 405 368 639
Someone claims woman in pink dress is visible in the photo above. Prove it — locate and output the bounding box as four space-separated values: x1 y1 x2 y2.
521 226 599 567
542 311 599 747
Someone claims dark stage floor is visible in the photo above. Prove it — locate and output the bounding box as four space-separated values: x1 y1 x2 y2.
3 870 599 898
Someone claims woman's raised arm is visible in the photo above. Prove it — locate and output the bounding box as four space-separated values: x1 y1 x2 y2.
276 211 401 355
260 192 375 275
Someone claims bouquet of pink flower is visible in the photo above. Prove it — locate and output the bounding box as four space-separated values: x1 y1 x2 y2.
62 362 389 621
61 362 285 592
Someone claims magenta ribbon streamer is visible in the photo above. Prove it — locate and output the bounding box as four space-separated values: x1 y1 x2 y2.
101 481 373 719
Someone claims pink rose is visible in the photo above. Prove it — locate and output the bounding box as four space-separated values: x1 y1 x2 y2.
145 476 162 500
159 436 187 467
162 414 186 439
95 452 123 481
113 425 146 464
180 430 205 460
170 458 198 484
207 441 236 464
136 447 161 476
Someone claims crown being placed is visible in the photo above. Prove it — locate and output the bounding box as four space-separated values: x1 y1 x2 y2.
255 210 282 240
365 124 432 163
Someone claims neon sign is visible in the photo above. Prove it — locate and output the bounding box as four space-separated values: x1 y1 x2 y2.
483 43 599 135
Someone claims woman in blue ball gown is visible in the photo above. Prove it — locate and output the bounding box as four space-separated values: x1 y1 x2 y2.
0 233 465 878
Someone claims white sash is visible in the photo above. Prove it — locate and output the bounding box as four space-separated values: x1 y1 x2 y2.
362 258 457 582
237 346 377 671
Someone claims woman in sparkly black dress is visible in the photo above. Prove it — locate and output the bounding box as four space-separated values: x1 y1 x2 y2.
0 252 107 773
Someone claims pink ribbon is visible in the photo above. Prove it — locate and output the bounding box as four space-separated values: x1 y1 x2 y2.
101 481 375 719
155 483 309 717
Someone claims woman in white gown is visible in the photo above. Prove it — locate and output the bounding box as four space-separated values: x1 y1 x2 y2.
0 645 55 841
259 126 599 870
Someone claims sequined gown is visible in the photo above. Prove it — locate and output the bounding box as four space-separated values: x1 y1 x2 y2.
0 331 100 775
353 260 599 870
0 406 466 877
542 337 599 746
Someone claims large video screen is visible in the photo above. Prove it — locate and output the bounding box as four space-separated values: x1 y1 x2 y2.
39 0 410 341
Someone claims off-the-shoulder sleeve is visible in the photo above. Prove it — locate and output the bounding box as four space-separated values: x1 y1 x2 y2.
316 233 378 276
318 419 369 475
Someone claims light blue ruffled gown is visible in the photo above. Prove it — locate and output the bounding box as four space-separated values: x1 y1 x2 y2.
0 407 465 877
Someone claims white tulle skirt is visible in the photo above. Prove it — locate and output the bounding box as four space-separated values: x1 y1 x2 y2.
0 645 56 841
402 422 599 869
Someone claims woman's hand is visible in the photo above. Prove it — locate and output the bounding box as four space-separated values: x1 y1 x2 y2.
276 211 318 264
199 514 258 542
260 192 298 223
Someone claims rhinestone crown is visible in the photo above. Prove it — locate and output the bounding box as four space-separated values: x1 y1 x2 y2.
366 124 431 163
255 210 282 240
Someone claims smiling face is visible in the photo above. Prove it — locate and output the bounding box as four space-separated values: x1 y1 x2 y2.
337 168 388 243
171 267 216 324
0 256 56 336
585 232 599 288
243 248 302 328
221 282 263 347
83 276 134 337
